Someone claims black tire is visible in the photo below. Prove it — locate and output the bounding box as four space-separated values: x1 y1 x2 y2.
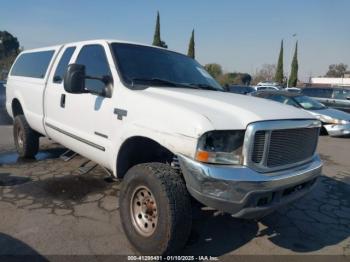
320 126 328 136
13 115 39 158
119 163 192 255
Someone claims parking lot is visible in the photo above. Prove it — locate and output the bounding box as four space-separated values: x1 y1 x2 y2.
0 84 350 259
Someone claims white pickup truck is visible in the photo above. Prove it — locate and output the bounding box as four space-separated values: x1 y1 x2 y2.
6 39 322 255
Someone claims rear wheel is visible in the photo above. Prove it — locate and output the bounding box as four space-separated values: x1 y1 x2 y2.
13 115 39 158
119 163 192 255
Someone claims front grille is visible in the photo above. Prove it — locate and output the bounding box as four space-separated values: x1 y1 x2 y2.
250 127 319 171
252 131 266 163
267 128 319 167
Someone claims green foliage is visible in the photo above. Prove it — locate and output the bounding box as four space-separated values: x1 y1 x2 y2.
0 31 19 59
325 63 348 77
0 53 17 72
152 11 167 48
288 41 298 87
204 63 222 79
0 31 20 79
240 73 252 85
204 63 251 86
274 40 284 84
187 29 195 59
218 72 251 86
218 73 236 86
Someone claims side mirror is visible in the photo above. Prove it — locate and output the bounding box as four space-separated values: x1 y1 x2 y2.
64 64 86 94
85 75 113 98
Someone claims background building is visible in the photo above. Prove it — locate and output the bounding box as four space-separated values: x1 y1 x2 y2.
310 77 350 87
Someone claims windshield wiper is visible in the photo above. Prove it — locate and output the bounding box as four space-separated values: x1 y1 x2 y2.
130 78 197 88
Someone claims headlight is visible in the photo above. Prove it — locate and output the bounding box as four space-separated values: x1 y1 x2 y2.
195 130 245 165
316 115 349 125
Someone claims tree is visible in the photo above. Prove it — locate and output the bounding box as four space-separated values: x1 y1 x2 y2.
203 63 251 86
241 73 252 85
253 64 276 84
187 29 195 59
204 63 222 79
0 31 20 80
288 41 298 87
325 63 348 77
217 73 237 86
274 40 284 84
217 72 252 86
152 11 167 48
0 31 19 59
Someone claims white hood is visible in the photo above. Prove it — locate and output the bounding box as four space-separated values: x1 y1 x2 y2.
142 88 315 130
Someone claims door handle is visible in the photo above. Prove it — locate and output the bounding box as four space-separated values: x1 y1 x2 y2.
60 94 66 108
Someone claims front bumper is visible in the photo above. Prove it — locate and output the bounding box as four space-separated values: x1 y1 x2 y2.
324 123 350 136
178 155 322 219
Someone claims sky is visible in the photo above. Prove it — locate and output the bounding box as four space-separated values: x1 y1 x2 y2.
1 0 350 81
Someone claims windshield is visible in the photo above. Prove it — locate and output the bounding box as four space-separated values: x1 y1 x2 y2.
267 94 300 107
294 95 326 110
111 43 223 91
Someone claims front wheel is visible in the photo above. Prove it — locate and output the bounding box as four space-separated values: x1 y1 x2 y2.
119 163 192 255
13 115 39 158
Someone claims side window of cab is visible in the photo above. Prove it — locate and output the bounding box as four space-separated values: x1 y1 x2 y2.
53 46 76 83
75 44 112 94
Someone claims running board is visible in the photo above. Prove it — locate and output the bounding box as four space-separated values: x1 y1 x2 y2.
60 149 78 162
77 159 118 181
101 166 113 177
78 160 98 175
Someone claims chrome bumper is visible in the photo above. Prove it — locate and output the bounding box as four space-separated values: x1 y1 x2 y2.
324 123 350 137
178 155 323 219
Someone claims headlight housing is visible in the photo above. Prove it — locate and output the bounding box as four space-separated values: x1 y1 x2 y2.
316 115 349 125
195 130 245 165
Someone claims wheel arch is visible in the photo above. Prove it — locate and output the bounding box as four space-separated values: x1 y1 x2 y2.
116 136 176 178
12 98 24 117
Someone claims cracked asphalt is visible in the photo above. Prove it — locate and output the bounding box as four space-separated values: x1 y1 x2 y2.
0 85 349 258
0 133 349 258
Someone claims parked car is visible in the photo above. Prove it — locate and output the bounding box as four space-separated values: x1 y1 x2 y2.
253 85 281 91
256 81 281 87
6 40 322 255
286 87 301 93
226 85 255 95
253 90 350 136
301 87 350 113
254 81 283 91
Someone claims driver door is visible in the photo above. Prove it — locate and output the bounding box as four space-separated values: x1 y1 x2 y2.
44 42 115 168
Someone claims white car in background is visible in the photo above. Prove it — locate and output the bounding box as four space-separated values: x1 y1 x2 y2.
286 87 301 93
253 90 350 137
254 81 282 91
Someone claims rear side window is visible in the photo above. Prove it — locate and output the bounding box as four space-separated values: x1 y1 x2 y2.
11 50 54 78
75 45 111 93
53 47 76 83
